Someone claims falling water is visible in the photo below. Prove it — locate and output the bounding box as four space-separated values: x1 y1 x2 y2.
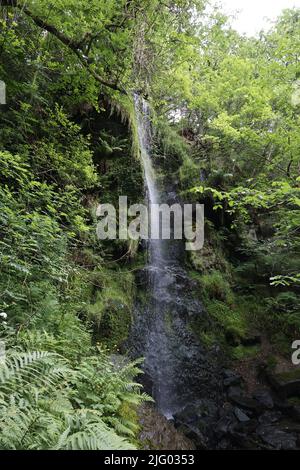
131 94 220 420
133 94 162 266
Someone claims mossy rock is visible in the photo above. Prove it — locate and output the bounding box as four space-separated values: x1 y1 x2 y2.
191 269 234 304
97 301 132 351
277 369 300 382
266 368 300 398
225 326 245 347
230 344 261 361
190 243 230 275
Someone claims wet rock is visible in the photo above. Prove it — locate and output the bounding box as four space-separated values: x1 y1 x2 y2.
224 376 242 387
175 424 208 450
273 398 294 413
259 411 282 425
235 418 258 434
253 389 274 410
174 405 200 428
234 407 251 423
279 422 300 434
217 438 232 450
223 369 239 379
280 379 300 398
174 400 221 448
223 369 242 388
135 267 150 288
229 431 260 450
215 412 237 438
265 369 300 399
291 405 300 422
256 424 297 450
139 372 155 396
228 394 262 414
227 385 243 399
174 400 219 427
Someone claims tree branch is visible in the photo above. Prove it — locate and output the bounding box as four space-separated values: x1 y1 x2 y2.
0 0 126 93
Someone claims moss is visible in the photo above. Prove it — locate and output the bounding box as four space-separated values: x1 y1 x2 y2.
207 300 247 336
277 368 300 382
200 270 234 304
164 311 174 334
266 355 278 370
100 302 132 351
189 241 231 275
197 331 218 348
288 397 300 406
84 267 135 351
230 344 261 360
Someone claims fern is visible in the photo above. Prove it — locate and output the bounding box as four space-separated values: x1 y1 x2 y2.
0 350 143 450
55 412 135 450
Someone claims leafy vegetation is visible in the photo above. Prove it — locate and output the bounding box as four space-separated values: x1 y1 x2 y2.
0 0 299 450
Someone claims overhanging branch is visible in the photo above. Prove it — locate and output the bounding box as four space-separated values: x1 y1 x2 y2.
0 0 126 93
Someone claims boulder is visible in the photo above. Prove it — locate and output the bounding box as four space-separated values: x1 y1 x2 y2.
227 385 244 399
265 369 300 399
256 424 297 450
258 411 282 425
228 394 262 414
214 412 237 438
253 389 274 410
234 407 251 423
223 369 243 388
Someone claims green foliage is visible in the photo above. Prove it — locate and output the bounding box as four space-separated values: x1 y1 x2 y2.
200 270 234 304
85 269 135 350
0 2 150 450
0 349 149 450
231 344 261 361
262 292 300 345
1 0 300 449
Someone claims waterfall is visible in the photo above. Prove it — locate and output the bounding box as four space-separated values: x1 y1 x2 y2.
131 94 220 421
134 94 177 416
133 94 162 266
133 94 157 208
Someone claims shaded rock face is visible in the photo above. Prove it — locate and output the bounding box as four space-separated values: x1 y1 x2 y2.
256 425 297 450
138 403 195 451
128 223 223 422
209 370 300 450
162 367 300 450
